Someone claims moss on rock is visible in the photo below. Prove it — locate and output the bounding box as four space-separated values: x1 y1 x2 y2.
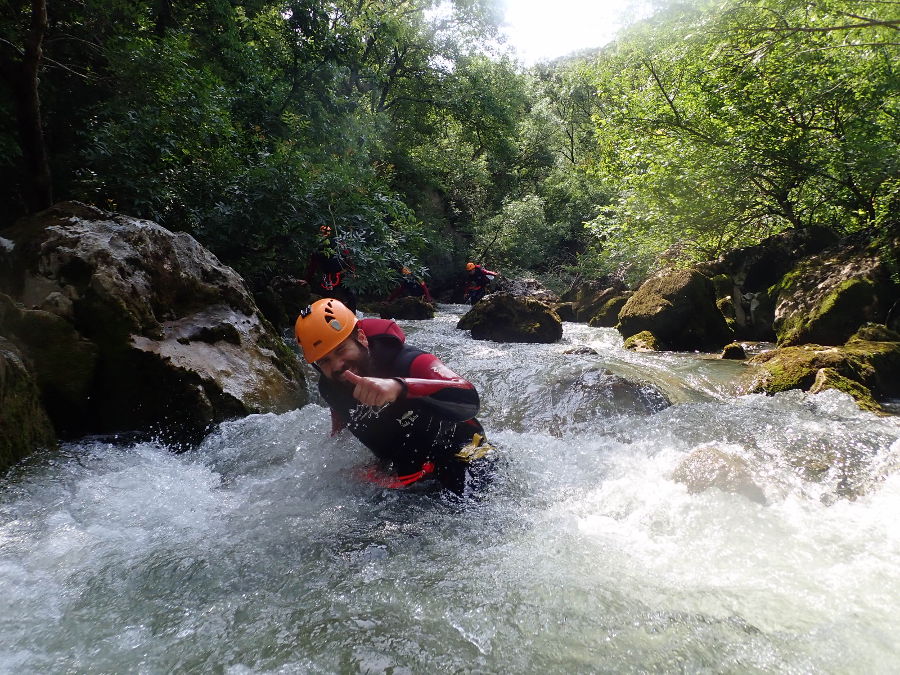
809 367 884 414
0 337 57 473
457 292 562 343
623 330 660 352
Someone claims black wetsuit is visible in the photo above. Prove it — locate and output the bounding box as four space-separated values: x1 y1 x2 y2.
318 318 490 494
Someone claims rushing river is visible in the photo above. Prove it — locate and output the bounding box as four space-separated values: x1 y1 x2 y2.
2 304 900 673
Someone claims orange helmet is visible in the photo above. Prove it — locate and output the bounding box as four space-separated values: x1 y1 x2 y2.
401 266 411 275
294 298 357 363
466 262 476 271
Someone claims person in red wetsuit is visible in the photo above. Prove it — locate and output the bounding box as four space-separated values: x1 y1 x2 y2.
294 298 494 495
387 266 434 303
464 262 498 304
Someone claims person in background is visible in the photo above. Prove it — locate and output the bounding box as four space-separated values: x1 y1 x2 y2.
294 298 495 495
388 266 434 303
306 225 357 311
464 262 498 304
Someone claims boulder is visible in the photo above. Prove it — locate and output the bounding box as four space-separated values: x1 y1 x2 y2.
745 340 900 401
623 330 660 352
720 342 747 360
376 296 435 320
555 302 577 322
809 368 884 414
560 279 628 323
252 276 311 333
457 292 562 343
0 337 57 473
771 233 899 347
700 226 838 340
0 202 307 444
492 277 559 303
588 292 633 328
617 268 734 351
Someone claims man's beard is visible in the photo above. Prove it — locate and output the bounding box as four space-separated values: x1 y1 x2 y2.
334 341 371 386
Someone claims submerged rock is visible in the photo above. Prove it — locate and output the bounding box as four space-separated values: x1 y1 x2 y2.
457 292 562 343
672 445 767 504
617 268 733 351
0 202 307 446
809 368 884 414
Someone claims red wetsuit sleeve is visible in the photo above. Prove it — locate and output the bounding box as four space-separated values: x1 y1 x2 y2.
398 353 480 421
421 282 433 302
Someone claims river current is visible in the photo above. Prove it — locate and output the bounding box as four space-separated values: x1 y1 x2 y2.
2 305 899 673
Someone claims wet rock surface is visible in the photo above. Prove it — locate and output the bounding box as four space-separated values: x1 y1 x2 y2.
618 268 733 352
0 202 307 447
457 292 563 343
0 337 57 473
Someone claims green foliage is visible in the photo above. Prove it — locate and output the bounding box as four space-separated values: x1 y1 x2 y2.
578 0 899 280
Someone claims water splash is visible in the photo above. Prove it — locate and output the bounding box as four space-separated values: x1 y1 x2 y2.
1 305 899 672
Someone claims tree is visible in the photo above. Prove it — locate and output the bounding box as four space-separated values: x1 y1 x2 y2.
0 0 52 213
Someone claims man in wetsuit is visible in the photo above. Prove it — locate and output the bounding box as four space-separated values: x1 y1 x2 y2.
387 266 434 303
294 298 493 495
464 262 498 304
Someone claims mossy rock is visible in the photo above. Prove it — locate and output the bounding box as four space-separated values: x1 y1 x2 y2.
716 296 736 320
809 367 884 414
588 293 632 328
848 323 900 343
617 268 733 351
772 234 899 347
457 292 562 343
623 330 660 352
560 280 628 323
746 340 900 399
0 337 56 473
710 274 733 299
720 342 747 359
554 302 577 322
377 296 435 320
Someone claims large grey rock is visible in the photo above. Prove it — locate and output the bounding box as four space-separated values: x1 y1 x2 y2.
0 202 307 444
457 292 562 343
617 268 733 351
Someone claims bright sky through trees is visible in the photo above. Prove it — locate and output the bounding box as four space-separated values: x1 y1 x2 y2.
500 0 652 64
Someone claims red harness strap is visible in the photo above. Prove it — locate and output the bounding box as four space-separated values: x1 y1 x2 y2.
356 461 436 488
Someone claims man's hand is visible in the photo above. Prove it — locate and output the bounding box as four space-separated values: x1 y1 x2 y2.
342 371 403 407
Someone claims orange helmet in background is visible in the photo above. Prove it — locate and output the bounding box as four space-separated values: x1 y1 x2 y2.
294 298 358 363
401 266 411 275
466 262 476 271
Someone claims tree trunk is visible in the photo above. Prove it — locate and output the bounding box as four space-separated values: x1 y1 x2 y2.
2 0 53 213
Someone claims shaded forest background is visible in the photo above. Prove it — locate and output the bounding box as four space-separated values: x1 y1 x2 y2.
2 0 897 297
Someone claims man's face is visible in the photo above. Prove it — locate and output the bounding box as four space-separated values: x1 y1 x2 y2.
315 330 371 383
